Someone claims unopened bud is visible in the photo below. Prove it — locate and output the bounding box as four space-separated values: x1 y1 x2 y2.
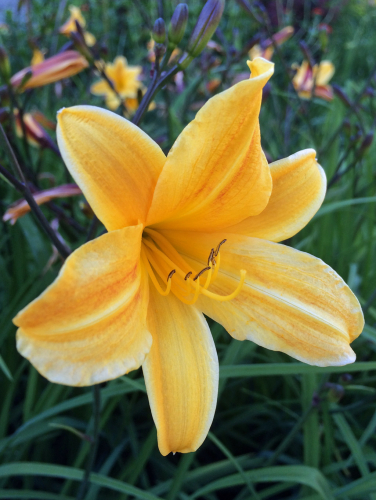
332 84 352 108
70 31 94 63
154 43 166 61
326 383 345 403
0 107 9 122
360 132 374 154
0 46 11 82
153 18 166 44
169 4 188 46
339 374 352 385
187 0 225 58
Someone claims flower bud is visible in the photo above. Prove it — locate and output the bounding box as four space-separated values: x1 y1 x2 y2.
186 0 225 58
326 383 345 403
153 18 166 44
10 51 88 91
70 31 94 63
360 132 374 155
332 84 351 108
0 46 11 82
169 4 188 46
0 107 9 123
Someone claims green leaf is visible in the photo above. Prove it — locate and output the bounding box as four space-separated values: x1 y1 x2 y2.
189 465 335 500
0 462 163 500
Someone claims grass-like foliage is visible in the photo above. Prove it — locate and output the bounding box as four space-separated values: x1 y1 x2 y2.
1 0 376 498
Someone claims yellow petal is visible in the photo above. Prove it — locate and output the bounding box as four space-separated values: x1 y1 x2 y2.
14 225 151 386
143 286 218 456
57 105 166 231
146 58 274 231
162 231 364 366
105 92 122 110
84 31 96 47
315 61 334 86
225 149 326 242
90 79 111 96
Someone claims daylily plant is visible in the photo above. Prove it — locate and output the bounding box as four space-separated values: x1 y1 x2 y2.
292 60 335 101
90 56 143 111
14 58 363 456
249 26 294 61
59 5 96 47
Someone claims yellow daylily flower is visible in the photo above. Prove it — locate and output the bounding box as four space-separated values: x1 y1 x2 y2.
59 5 96 47
31 48 45 66
14 58 364 456
292 60 335 101
249 26 294 61
90 56 143 111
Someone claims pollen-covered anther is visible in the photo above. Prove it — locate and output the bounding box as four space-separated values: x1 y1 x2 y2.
193 266 211 281
167 269 176 282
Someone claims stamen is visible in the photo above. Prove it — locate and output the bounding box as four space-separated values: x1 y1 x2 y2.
141 247 173 297
167 269 176 282
184 271 192 280
208 248 214 266
211 252 221 282
193 266 211 281
214 239 227 257
200 270 247 302
177 277 201 305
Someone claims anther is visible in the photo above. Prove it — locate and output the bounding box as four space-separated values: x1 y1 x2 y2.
167 269 176 282
184 271 192 280
214 239 227 256
208 248 214 266
193 266 211 281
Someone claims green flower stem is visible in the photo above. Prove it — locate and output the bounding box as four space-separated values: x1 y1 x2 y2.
0 125 71 259
132 64 180 126
76 384 101 500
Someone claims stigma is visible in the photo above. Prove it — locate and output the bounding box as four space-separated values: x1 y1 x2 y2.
141 229 246 305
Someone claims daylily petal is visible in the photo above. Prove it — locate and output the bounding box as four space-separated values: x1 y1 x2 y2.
315 61 335 86
162 231 364 366
14 224 152 386
143 286 218 456
225 149 326 242
314 85 334 101
90 79 111 95
146 58 274 231
57 105 166 231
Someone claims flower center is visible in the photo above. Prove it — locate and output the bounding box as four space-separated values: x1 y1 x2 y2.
140 228 246 305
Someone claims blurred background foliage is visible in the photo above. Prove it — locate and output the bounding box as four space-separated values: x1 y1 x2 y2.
1 0 376 499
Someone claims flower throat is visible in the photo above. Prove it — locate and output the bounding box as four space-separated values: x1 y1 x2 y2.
141 228 246 305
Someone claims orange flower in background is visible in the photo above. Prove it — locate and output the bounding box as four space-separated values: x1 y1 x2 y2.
292 60 335 101
11 51 88 91
3 184 82 225
249 26 294 61
59 5 96 47
90 56 143 110
14 58 363 456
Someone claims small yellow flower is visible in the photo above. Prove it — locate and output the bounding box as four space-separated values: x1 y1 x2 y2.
292 60 335 101
249 26 294 61
11 51 88 91
31 48 45 66
14 58 363 456
90 56 143 110
59 5 96 47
